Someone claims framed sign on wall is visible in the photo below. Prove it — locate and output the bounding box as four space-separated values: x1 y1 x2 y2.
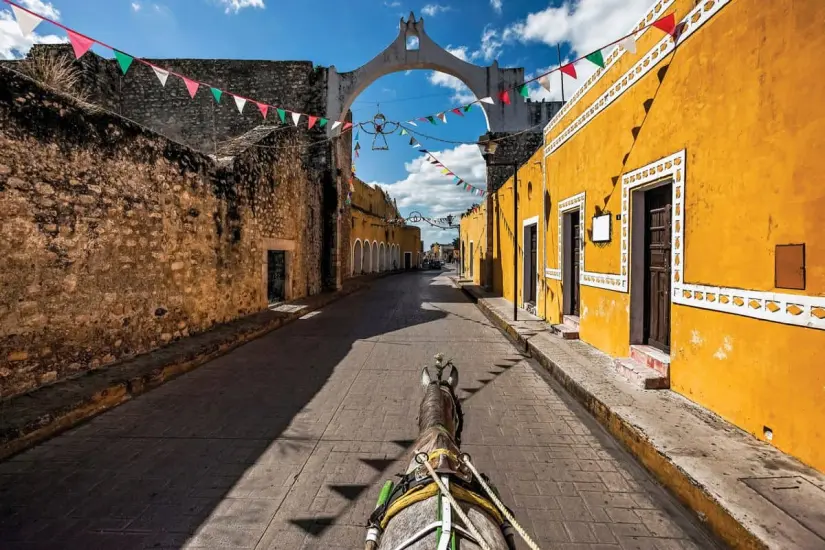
592 213 611 243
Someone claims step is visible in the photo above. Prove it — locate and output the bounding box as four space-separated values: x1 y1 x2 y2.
550 323 580 340
563 315 580 329
612 358 670 390
630 345 671 378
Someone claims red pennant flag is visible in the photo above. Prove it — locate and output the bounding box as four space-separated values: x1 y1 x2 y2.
652 13 676 36
560 63 577 79
182 77 199 98
67 31 95 59
307 115 318 129
451 108 464 117
256 102 268 119
343 122 353 131
498 90 511 105
419 117 429 122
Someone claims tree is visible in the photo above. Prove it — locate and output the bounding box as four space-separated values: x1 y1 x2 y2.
452 237 459 249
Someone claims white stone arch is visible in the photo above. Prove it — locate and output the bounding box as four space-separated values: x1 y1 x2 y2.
364 240 372 273
379 242 386 271
352 239 363 275
326 13 538 134
372 240 379 273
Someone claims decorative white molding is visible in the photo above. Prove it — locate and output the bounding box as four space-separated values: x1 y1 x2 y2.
543 0 676 137
522 216 539 227
544 0 732 158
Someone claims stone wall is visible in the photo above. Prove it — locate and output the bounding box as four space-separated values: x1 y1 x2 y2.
0 66 325 398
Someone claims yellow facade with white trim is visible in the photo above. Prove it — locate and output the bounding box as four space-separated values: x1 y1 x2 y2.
463 0 825 472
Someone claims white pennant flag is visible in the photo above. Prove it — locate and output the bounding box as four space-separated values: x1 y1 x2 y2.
291 112 301 126
479 97 495 105
437 112 447 124
618 35 637 54
234 96 246 113
407 120 417 126
539 75 552 93
152 66 169 87
331 120 341 130
11 5 42 37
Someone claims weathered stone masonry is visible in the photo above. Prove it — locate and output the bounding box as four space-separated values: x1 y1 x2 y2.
0 66 328 398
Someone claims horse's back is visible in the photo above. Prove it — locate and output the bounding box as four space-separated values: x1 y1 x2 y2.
378 497 509 550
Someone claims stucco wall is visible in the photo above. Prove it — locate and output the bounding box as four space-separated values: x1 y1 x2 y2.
540 0 825 471
0 67 325 398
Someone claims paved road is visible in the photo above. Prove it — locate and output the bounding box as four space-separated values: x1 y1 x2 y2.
0 270 720 549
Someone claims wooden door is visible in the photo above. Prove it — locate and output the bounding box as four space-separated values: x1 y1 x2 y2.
528 225 537 302
643 185 672 352
570 212 581 316
267 250 286 303
404 252 412 270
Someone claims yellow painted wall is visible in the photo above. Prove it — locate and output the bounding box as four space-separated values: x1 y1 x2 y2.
540 0 825 471
349 177 418 274
459 207 485 283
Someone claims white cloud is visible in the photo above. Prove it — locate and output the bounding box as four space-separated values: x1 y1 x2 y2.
477 25 502 61
218 0 265 14
421 4 451 17
131 2 142 11
0 1 66 60
490 0 502 14
384 0 401 7
370 143 486 248
428 46 477 103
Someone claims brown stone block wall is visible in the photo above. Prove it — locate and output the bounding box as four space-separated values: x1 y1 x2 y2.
0 67 323 398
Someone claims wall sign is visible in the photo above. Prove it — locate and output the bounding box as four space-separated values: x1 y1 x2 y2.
592 214 611 243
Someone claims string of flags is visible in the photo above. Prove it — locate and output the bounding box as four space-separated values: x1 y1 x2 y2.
4 0 353 133
394 12 679 128
405 132 486 198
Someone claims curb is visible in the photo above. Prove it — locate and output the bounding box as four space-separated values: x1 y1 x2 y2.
0 272 395 462
455 281 764 550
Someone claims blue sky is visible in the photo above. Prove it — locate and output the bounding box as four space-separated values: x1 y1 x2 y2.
0 0 656 246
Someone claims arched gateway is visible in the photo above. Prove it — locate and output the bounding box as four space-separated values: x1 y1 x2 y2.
326 12 559 134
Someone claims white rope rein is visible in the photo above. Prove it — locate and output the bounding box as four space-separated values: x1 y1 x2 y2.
416 452 494 550
461 454 542 550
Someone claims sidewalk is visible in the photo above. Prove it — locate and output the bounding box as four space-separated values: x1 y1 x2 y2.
0 271 398 462
453 277 825 550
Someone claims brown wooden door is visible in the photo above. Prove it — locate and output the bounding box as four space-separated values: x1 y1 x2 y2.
528 225 537 302
570 212 581 316
644 186 672 352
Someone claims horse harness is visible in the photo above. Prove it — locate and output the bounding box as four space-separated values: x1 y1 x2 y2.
366 448 516 549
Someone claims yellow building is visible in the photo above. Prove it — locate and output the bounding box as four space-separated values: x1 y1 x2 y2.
462 0 825 473
350 177 421 275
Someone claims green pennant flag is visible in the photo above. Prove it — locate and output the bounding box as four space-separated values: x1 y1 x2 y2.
114 51 133 75
277 108 286 123
319 118 328 128
585 50 605 68
464 104 473 112
517 84 529 98
426 115 436 125
210 87 222 103
400 128 408 135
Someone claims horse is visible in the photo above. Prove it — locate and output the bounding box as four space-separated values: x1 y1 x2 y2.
364 355 525 550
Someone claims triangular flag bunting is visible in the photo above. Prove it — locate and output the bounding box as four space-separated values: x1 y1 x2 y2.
498 90 511 105
343 122 353 131
479 97 495 105
354 142 361 150
400 128 408 135
291 112 301 126
407 120 417 126
114 51 133 75
464 104 473 112
652 13 676 36
355 149 359 159
560 63 577 79
437 112 447 123
152 66 170 86
67 31 95 59
211 87 222 103
618 35 637 54
307 116 317 129
585 50 605 68
11 6 42 37
234 95 246 113
426 116 436 125
256 102 268 119
441 168 450 175
538 75 551 93
453 176 460 183
451 108 464 117
331 121 342 130
277 108 286 123
517 85 529 98
319 118 328 128
419 149 428 154
182 77 199 99
355 131 360 140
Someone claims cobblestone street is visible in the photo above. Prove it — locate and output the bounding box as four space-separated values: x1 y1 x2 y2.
0 270 720 549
